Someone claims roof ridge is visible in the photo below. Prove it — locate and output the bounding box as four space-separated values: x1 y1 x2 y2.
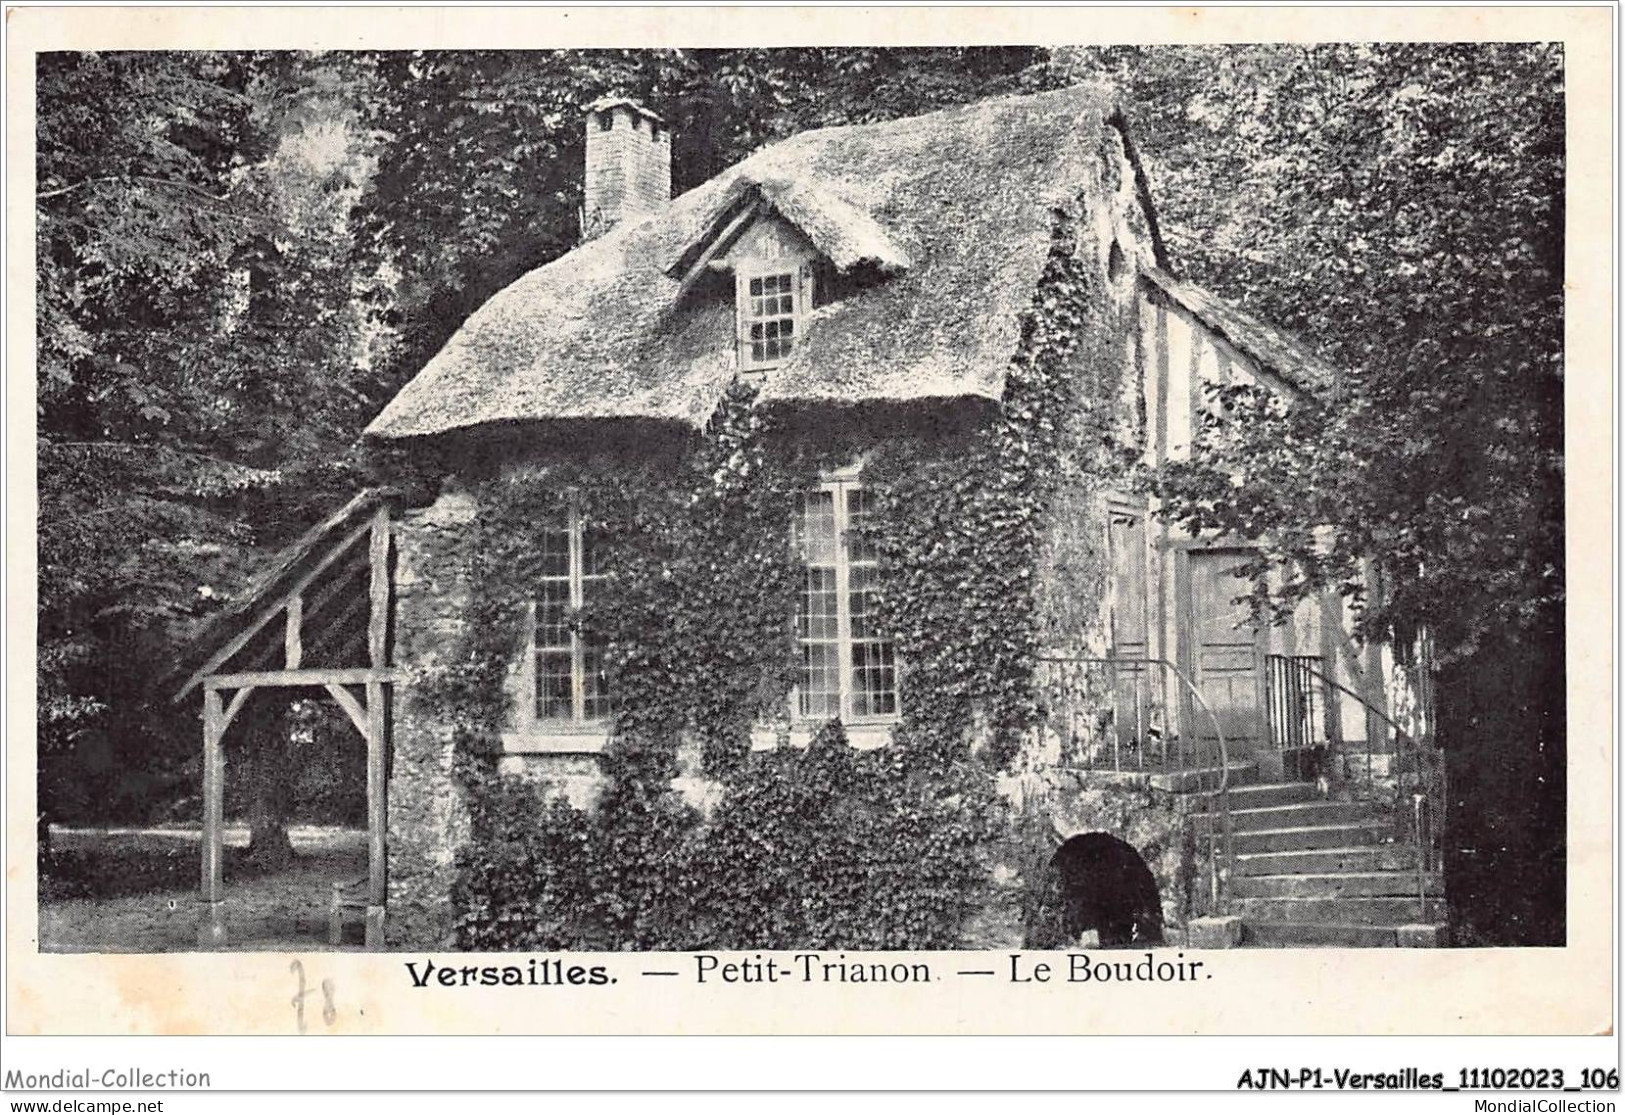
737 81 1122 151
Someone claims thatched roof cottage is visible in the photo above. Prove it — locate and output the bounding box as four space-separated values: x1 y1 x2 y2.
177 86 1441 952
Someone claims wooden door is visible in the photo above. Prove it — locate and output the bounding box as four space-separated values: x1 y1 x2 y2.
1108 511 1149 658
1185 550 1262 751
1107 512 1151 750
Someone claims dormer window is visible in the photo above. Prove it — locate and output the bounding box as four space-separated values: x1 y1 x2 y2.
737 266 803 372
663 181 911 377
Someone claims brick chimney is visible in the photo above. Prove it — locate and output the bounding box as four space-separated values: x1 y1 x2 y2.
582 97 671 241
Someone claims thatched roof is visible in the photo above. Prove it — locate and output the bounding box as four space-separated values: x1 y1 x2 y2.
1142 267 1338 399
662 174 913 279
366 85 1132 441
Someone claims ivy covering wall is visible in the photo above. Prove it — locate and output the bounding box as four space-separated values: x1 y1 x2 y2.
397 186 1136 950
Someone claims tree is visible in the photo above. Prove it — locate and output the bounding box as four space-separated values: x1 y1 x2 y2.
36 51 374 841
45 48 1562 941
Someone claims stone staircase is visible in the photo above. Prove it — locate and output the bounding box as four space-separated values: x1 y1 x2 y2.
1195 779 1446 947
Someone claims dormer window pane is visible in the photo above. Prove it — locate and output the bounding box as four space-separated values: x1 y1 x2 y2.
739 268 800 371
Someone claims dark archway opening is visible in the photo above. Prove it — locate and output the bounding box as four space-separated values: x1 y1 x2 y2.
1053 832 1164 947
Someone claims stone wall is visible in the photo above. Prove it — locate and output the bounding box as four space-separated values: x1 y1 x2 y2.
495 736 721 814
966 768 1200 950
384 482 727 946
386 487 477 947
495 752 608 811
1044 770 1201 934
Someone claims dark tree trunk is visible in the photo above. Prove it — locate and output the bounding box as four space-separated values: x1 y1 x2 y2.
243 699 295 871
1438 609 1566 947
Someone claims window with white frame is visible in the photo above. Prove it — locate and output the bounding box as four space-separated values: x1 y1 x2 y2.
524 510 612 725
792 479 899 721
737 268 800 371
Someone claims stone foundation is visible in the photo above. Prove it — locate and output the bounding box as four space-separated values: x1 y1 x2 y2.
496 753 608 811
1187 914 1244 949
1395 922 1447 948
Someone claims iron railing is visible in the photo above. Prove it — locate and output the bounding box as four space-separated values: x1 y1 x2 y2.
1035 655 1235 916
1263 653 1444 919
1264 654 1330 781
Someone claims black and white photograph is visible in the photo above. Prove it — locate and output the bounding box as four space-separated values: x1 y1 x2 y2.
5 4 1612 1060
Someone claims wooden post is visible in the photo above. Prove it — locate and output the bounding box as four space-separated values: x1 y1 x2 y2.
369 507 390 669
198 687 228 948
364 678 387 949
173 513 377 701
1251 598 1274 778
284 594 302 669
1152 293 1170 470
365 507 391 949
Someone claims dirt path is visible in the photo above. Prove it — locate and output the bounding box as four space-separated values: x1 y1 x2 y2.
39 827 370 953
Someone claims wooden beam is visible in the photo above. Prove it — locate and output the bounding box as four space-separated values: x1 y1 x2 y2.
299 552 369 626
173 515 377 701
236 554 363 677
1153 296 1170 468
284 593 303 669
324 682 369 738
368 506 391 669
221 685 255 733
673 197 762 304
1139 268 1311 405
1188 306 1204 451
241 560 365 677
205 667 398 690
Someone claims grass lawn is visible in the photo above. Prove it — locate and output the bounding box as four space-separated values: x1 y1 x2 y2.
38 826 370 953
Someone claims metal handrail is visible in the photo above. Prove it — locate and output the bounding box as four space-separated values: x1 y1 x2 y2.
1281 657 1417 747
1266 654 1442 920
1037 654 1235 915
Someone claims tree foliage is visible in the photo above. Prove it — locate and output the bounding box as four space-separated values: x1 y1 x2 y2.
36 51 373 824
1059 44 1563 665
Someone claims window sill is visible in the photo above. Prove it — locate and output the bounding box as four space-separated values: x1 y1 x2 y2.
502 721 899 756
502 723 612 755
750 721 897 752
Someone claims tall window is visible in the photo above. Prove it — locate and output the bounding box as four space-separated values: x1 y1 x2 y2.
738 268 800 371
792 479 899 721
526 510 611 724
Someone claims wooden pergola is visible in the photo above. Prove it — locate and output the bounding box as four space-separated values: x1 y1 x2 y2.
171 491 396 949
